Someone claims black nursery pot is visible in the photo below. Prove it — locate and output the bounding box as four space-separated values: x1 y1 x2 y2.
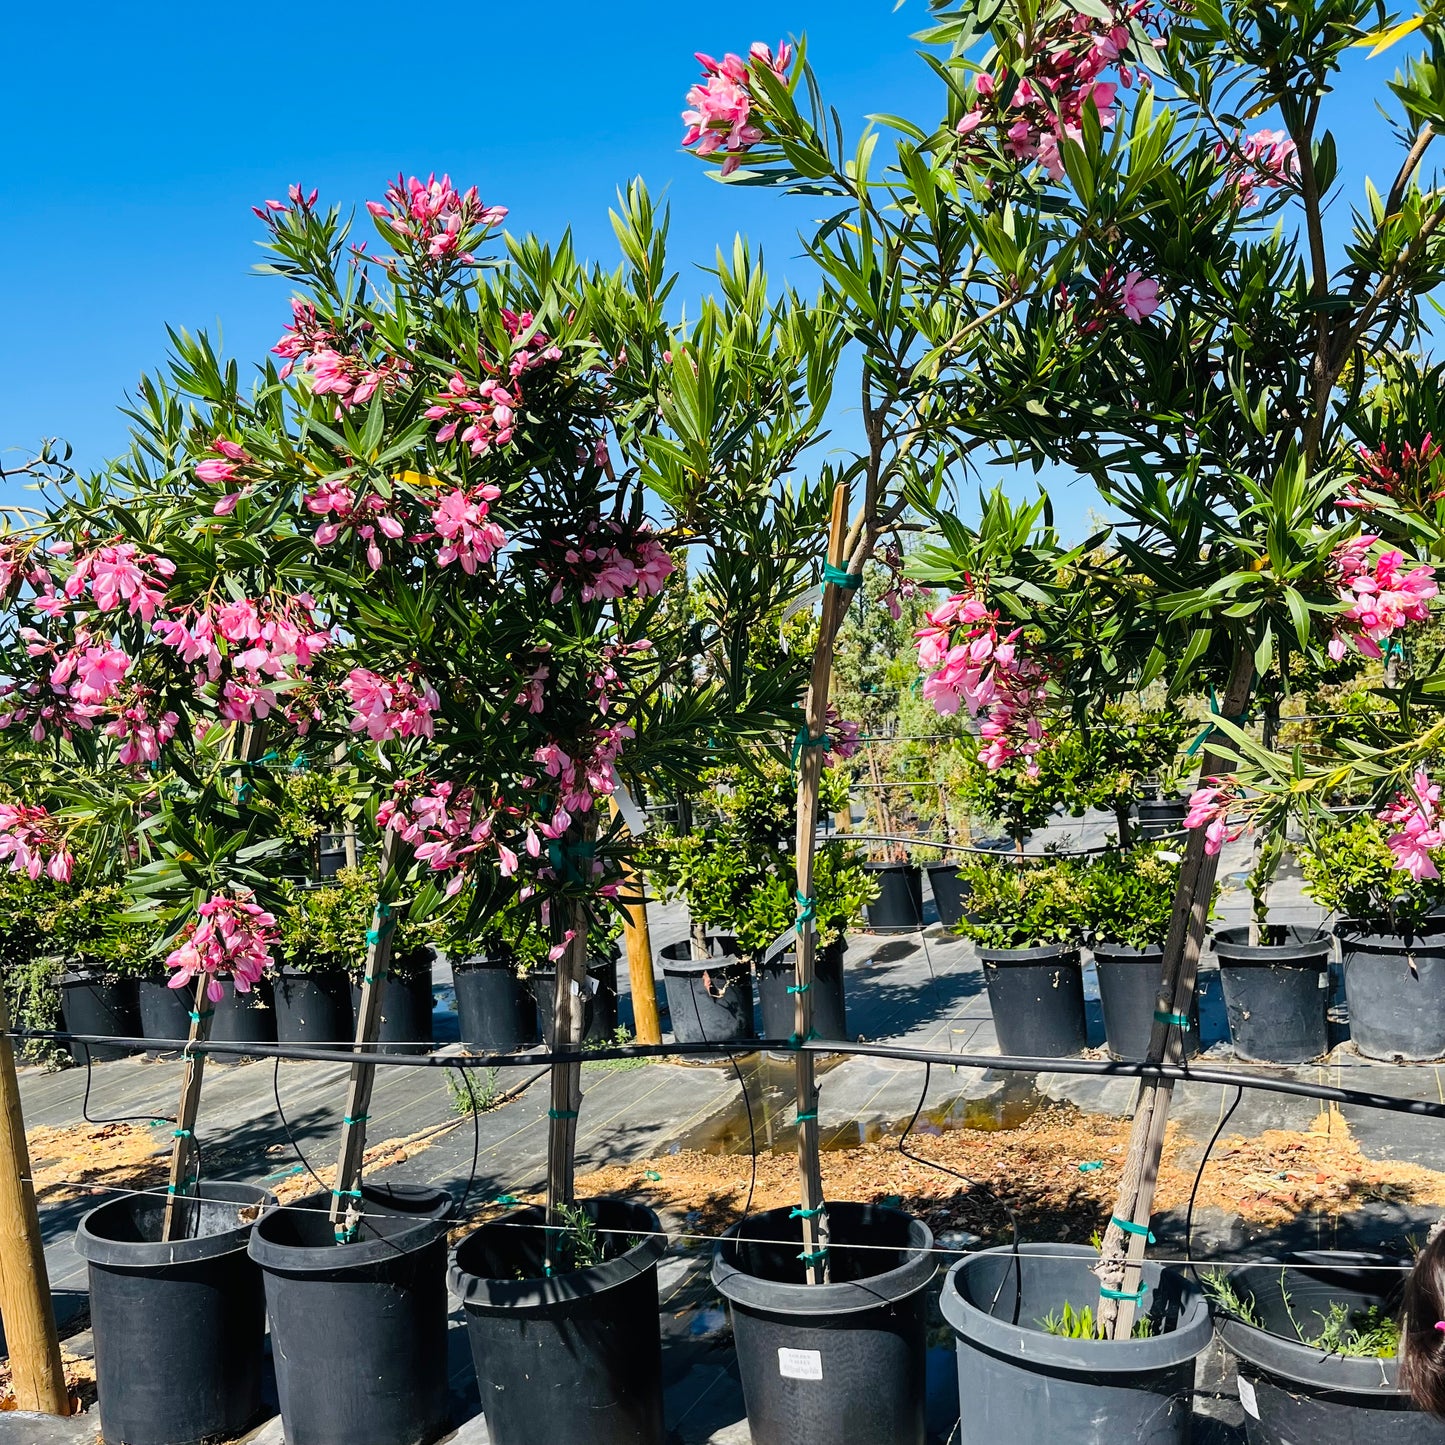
659 938 754 1045
757 939 848 1048
450 1197 667 1445
135 977 194 1056
454 951 540 1052
1218 1251 1437 1443
1214 926 1332 1063
1136 798 1187 840
210 977 277 1047
249 1194 452 1445
864 860 924 932
941 1243 1211 1445
1092 941 1199 1061
978 942 1087 1057
272 966 355 1046
926 862 970 927
349 955 436 1056
534 952 618 1047
60 969 141 1061
1337 925 1445 1061
76 1180 275 1445
713 1201 936 1445
287 1179 455 1223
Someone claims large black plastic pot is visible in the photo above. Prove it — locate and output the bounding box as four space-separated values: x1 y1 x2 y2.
1337 926 1445 1061
273 966 354 1046
757 940 847 1047
1218 1251 1438 1443
978 943 1087 1057
534 952 618 1047
1136 799 1187 840
450 1197 666 1445
454 951 540 1051
349 960 435 1056
287 1179 455 1223
864 860 924 932
76 1180 275 1445
927 862 969 926
249 1194 452 1445
1214 926 1332 1063
1093 941 1198 1061
210 978 277 1047
942 1242 1210 1445
60 970 140 1061
136 977 193 1055
660 938 754 1045
713 1201 936 1445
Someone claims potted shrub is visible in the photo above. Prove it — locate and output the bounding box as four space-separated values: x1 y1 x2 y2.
531 919 624 1049
39 884 147 1061
270 766 359 880
1298 806 1445 1061
448 887 545 1053
864 847 924 932
956 857 1089 1057
1067 705 1193 845
273 877 357 1046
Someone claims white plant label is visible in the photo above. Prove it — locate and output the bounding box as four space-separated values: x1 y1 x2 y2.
1237 1375 1259 1418
777 1347 823 1381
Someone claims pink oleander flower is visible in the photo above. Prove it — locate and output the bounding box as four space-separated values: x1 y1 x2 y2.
501 310 563 377
105 698 179 766
826 708 862 762
344 667 440 742
304 479 405 569
1328 535 1437 661
682 41 792 175
1343 436 1445 513
1182 779 1243 856
1120 271 1160 323
366 174 507 266
0 804 73 882
430 485 506 573
1378 771 1445 880
1217 128 1299 209
165 893 278 1002
426 373 519 455
63 542 175 624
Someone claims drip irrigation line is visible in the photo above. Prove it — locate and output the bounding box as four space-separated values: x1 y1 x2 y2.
1185 1084 1244 1283
838 832 1167 858
272 1057 329 1195
78 1043 178 1129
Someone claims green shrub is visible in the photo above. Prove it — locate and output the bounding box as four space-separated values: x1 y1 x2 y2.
1297 817 1445 933
1079 848 1185 950
954 857 1084 949
278 865 437 979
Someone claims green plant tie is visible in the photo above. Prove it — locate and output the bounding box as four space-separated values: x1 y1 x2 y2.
548 1109 579 1120
172 1128 192 1140
1185 684 1254 757
188 1009 214 1023
365 904 395 947
796 1110 818 1123
797 1247 830 1265
789 1206 823 1219
644 1170 662 1181
343 1114 368 1126
1099 1282 1149 1303
1078 1160 1105 1173
361 974 380 985
166 1179 197 1195
495 1194 519 1206
788 1029 821 1047
791 726 830 767
332 1188 363 1200
1154 1009 1192 1030
822 562 860 590
1111 1216 1156 1244
794 890 816 936
786 982 811 995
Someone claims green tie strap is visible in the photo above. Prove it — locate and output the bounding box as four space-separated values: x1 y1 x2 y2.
790 1205 824 1219
791 725 831 767
822 563 860 589
1111 1216 1156 1244
1154 1009 1191 1030
797 1247 830 1266
1099 1282 1149 1303
548 1108 579 1120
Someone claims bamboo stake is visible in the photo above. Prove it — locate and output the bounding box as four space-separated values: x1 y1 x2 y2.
609 798 660 1045
544 896 589 1263
328 830 402 1239
1096 648 1253 1337
792 482 855 1286
0 987 68 1414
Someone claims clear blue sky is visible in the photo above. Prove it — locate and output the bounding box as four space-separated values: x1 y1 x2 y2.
1 2 1405 537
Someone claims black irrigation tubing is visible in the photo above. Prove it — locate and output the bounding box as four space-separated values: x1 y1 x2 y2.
17 1027 1445 1122
836 832 1173 858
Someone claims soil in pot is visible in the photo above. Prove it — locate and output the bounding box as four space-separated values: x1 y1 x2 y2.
136 977 194 1056
865 860 924 933
450 1197 666 1445
660 938 753 1045
534 953 618 1047
349 961 436 1055
978 943 1088 1057
757 939 847 1049
210 977 277 1047
249 1195 452 1445
1092 942 1199 1061
273 966 354 1046
1215 1251 1438 1443
713 1200 935 1445
941 1242 1211 1445
1214 926 1332 1063
76 1180 275 1445
60 970 141 1061
927 862 969 927
1337 927 1445 1061
454 951 540 1052
1136 798 1187 840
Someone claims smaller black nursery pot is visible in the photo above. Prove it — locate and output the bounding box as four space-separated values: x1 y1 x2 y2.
135 977 194 1056
926 862 970 927
1217 1251 1437 1444
249 1196 452 1445
659 937 754 1045
76 1180 275 1445
272 966 355 1046
453 950 540 1052
533 951 619 1047
977 942 1088 1057
864 860 924 932
1092 941 1199 1061
450 1197 667 1445
60 969 141 1061
941 1243 1211 1445
1336 925 1445 1061
209 976 277 1046
756 940 848 1051
1136 798 1188 840
713 1201 936 1445
349 960 436 1056
1213 926 1332 1064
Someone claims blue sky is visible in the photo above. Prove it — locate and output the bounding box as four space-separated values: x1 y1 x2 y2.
0 2 1408 537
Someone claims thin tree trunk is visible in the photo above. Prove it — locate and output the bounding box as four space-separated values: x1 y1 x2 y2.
544 896 589 1266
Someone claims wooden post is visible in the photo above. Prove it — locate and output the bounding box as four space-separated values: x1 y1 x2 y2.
791 482 855 1285
0 988 68 1414
1096 649 1253 1337
610 812 661 1046
328 831 402 1239
544 896 589 1264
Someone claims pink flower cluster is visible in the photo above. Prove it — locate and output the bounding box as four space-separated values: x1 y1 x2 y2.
426 374 519 455
196 438 255 516
914 593 1049 773
378 778 522 892
305 478 406 570
1098 267 1160 323
1182 779 1243 856
272 298 403 413
501 310 563 377
366 173 507 264
429 484 506 573
104 697 180 766
344 668 440 742
1217 128 1299 209
165 893 278 1002
0 538 53 606
544 523 676 604
682 42 792 175
1344 436 1445 512
826 706 862 762
60 541 175 624
0 804 73 882
1378 771 1445 881
1327 535 1437 661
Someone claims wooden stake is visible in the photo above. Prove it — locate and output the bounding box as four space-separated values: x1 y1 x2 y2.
0 987 68 1414
328 830 402 1239
544 897 589 1262
792 481 854 1286
1096 648 1253 1337
613 850 660 1047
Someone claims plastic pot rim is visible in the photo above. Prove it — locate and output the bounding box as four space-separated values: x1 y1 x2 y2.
977 942 1082 967
248 1200 447 1272
940 1243 1211 1372
1219 1312 1405 1395
1091 940 1166 963
712 1202 936 1318
864 860 923 875
453 951 517 973
1212 925 1332 966
77 1181 275 1269
1335 923 1445 957
448 1199 665 1310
